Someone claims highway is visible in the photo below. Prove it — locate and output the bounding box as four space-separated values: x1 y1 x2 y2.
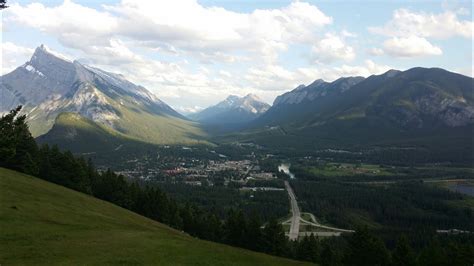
284 181 300 240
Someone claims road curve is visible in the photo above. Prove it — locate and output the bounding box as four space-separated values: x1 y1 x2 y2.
285 181 300 240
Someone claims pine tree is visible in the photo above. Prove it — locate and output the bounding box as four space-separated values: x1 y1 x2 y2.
320 241 339 266
223 209 247 247
0 106 38 175
392 235 416 266
262 218 287 256
246 214 263 251
418 239 447 266
0 0 7 10
344 227 391 266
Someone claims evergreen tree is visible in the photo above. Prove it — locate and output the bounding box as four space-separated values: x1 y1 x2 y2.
444 240 474 266
418 239 447 266
392 235 417 266
320 241 340 266
344 227 391 266
246 214 263 251
262 218 287 256
0 0 7 10
0 106 38 175
223 209 247 247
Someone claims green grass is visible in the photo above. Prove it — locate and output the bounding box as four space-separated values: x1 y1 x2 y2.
112 97 209 145
0 168 311 265
300 213 314 222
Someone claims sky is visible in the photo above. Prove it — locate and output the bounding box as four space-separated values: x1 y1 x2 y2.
1 0 472 114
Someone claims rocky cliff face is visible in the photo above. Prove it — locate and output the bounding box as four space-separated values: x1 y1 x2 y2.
0 45 189 138
273 77 365 106
415 92 474 127
255 68 473 130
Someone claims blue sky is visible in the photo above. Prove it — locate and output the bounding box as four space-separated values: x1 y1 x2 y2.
1 0 472 114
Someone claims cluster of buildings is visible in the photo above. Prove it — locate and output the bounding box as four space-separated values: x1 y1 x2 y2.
158 159 278 187
103 145 280 190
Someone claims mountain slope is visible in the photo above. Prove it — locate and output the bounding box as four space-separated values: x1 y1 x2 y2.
191 94 270 125
255 68 473 129
0 45 206 145
0 167 309 265
226 68 474 162
36 112 133 153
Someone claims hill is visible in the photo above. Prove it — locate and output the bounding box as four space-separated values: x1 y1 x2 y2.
0 167 309 265
0 45 207 146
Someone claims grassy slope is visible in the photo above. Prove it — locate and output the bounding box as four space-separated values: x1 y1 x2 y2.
37 112 132 153
27 83 209 145
0 168 310 265
112 96 209 145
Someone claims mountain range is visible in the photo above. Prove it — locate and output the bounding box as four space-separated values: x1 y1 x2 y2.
0 45 207 150
1 45 473 160
233 67 473 160
255 68 473 128
190 94 270 125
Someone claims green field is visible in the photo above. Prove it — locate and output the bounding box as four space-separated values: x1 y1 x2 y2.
0 168 310 265
307 163 392 177
300 213 315 223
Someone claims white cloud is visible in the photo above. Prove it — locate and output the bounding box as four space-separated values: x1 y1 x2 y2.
176 105 204 115
219 70 232 78
368 48 384 56
382 36 442 58
369 9 472 39
244 60 391 93
311 33 355 63
104 0 332 64
8 1 117 45
1 42 34 75
325 60 392 79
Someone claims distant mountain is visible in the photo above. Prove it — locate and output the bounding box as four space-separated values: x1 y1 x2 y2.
190 94 270 125
0 45 207 148
231 67 474 161
256 68 473 128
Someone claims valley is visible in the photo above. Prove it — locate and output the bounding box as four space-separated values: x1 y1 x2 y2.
70 137 473 245
2 45 473 265
1 1 474 265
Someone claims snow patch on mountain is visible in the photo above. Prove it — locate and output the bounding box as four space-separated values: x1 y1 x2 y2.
23 64 45 77
0 44 184 136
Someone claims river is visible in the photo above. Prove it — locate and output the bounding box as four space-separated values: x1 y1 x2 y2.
448 183 474 197
278 163 295 179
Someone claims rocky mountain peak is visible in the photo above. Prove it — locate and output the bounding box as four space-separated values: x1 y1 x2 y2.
30 45 72 66
273 76 365 106
307 79 326 87
381 69 401 78
243 93 261 101
1 45 185 137
225 95 240 102
190 93 270 124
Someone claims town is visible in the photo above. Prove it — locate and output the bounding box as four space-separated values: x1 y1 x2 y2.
104 145 283 191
